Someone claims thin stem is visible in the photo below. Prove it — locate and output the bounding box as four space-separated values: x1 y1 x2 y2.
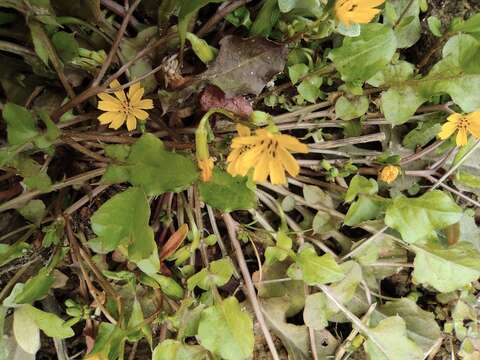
318 284 389 357
93 0 142 86
431 139 480 190
309 133 386 150
196 0 252 37
223 213 281 360
0 168 106 212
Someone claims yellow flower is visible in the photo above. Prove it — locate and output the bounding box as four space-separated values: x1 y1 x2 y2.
227 124 252 176
227 126 309 185
97 80 154 131
438 112 480 146
198 157 214 182
335 0 385 27
379 165 400 184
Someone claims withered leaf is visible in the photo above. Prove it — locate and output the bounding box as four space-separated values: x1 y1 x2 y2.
199 35 288 97
199 85 253 118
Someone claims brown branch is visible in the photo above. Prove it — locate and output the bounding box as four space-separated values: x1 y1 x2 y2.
309 132 386 150
100 0 142 29
0 168 106 212
196 0 252 38
93 0 142 86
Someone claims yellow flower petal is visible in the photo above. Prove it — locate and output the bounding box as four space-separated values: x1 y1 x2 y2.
109 114 127 129
446 113 462 124
277 135 309 153
110 79 127 102
456 128 468 146
98 100 123 112
98 92 121 103
136 99 154 110
438 121 458 140
334 0 384 26
98 112 123 125
126 115 137 131
278 147 300 176
269 159 286 185
232 136 262 147
379 165 400 184
132 108 149 121
236 124 251 137
253 155 270 183
129 86 145 106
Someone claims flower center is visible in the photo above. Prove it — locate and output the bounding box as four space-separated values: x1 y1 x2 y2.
120 101 133 114
458 116 471 130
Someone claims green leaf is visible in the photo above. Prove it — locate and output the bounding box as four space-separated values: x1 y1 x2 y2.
412 242 480 292
102 134 198 196
344 195 388 226
198 297 254 360
198 169 256 211
297 75 322 103
18 200 45 223
187 258 234 291
304 261 362 330
126 297 151 344
14 268 54 304
312 211 336 234
287 245 344 285
370 298 442 352
288 63 309 84
29 21 50 65
145 273 184 300
51 31 79 62
427 16 442 37
84 322 125 360
152 339 207 360
0 243 30 267
250 0 280 36
335 95 369 120
303 184 334 208
186 32 217 64
367 60 415 87
364 316 424 360
402 119 442 149
380 34 480 125
2 103 38 145
178 0 224 48
451 13 480 33
345 175 378 202
385 190 463 243
384 0 421 48
328 23 397 83
13 306 40 355
380 85 425 125
278 0 323 17
90 187 157 264
19 304 74 338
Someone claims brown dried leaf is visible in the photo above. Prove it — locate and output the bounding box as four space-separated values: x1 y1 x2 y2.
159 223 189 261
199 35 288 97
199 85 253 118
